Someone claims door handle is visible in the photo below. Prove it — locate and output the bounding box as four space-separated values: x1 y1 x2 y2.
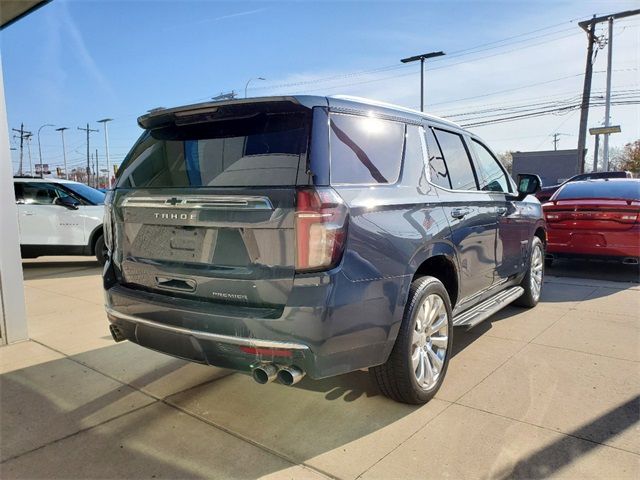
496 206 508 216
23 211 35 216
451 207 471 219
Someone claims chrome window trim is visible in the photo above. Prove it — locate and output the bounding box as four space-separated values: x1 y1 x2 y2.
422 125 498 196
106 307 310 351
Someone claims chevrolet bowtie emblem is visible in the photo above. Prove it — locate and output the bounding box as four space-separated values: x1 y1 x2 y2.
165 197 182 206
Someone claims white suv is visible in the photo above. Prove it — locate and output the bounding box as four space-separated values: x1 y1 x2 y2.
13 177 107 264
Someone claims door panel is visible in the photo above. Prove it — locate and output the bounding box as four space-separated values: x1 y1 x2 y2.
468 139 525 282
442 192 498 299
425 127 498 302
495 198 529 280
18 204 86 245
17 182 87 246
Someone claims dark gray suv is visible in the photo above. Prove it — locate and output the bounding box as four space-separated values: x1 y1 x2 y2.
103 96 545 404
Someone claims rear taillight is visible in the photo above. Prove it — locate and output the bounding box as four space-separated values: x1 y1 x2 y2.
295 187 348 272
545 210 639 223
103 191 113 251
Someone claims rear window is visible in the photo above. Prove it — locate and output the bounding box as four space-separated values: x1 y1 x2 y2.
117 112 309 188
556 180 640 201
329 113 404 184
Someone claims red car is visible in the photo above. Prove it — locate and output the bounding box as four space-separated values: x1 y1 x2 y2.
543 179 640 265
536 171 631 203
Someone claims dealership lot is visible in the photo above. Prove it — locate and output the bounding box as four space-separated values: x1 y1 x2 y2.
1 257 638 479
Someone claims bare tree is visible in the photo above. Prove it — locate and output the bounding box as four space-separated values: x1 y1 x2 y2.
614 140 640 175
497 151 513 174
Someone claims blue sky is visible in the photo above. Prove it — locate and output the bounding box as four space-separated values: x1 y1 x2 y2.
2 0 639 174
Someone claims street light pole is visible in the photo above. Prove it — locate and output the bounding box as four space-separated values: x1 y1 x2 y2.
400 51 445 112
97 118 113 188
37 123 55 178
55 127 69 179
603 17 614 170
245 77 266 98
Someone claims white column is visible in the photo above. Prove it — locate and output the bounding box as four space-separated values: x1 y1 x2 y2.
0 60 28 344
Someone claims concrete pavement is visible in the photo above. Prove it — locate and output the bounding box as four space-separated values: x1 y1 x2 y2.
1 257 638 479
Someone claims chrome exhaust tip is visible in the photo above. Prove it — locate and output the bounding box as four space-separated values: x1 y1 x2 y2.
277 366 305 386
109 324 126 343
252 364 278 384
622 257 639 265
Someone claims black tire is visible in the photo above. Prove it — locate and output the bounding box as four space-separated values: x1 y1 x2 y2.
94 234 107 265
514 236 544 308
370 276 453 404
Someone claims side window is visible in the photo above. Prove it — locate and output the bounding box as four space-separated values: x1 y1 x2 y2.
14 183 23 203
424 127 451 189
471 140 511 193
329 113 405 184
21 183 75 205
432 129 478 191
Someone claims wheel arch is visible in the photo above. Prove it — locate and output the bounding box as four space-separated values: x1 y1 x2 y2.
88 224 104 254
407 241 459 310
534 223 546 244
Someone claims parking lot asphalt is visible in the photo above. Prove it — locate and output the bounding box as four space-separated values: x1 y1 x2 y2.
1 257 638 479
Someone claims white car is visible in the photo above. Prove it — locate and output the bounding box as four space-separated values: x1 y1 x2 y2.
13 177 107 264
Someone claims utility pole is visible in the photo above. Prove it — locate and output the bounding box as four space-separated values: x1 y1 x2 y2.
12 123 32 176
78 123 99 186
55 127 69 179
593 134 600 172
552 133 569 151
400 51 445 112
603 17 614 170
95 148 99 188
576 17 596 173
97 118 113 188
25 134 33 176
37 124 55 178
576 9 640 173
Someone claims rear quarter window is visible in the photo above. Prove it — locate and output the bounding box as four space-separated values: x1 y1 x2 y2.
329 113 404 184
556 181 640 200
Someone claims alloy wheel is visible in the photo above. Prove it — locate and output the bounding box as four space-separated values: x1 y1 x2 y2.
530 243 544 301
411 293 449 390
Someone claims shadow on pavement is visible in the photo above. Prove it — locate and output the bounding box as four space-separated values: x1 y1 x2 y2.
497 395 640 479
548 258 639 284
0 352 290 479
22 259 101 281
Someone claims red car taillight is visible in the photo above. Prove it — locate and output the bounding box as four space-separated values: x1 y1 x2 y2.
545 210 639 223
295 187 348 272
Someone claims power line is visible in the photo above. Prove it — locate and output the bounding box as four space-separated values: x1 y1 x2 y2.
459 98 639 128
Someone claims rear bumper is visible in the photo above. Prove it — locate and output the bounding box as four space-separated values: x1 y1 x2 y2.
104 269 409 379
547 227 640 259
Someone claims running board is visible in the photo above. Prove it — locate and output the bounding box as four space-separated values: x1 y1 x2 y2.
453 286 524 329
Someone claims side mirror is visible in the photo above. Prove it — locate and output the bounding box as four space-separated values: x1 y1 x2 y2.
515 174 542 200
54 196 80 210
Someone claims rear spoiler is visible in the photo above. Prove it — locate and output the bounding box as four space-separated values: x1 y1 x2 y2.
138 96 321 130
